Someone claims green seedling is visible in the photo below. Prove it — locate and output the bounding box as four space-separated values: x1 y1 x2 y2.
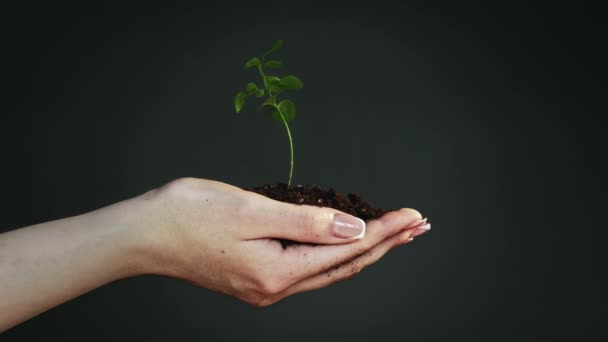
234 40 303 187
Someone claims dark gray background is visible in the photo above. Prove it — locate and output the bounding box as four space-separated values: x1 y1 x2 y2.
2 1 606 338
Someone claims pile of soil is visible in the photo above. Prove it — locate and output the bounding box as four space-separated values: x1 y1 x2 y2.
246 183 391 222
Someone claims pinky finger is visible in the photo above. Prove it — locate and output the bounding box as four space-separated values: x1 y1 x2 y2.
278 228 416 297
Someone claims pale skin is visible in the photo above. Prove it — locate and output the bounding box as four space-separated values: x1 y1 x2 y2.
0 178 430 332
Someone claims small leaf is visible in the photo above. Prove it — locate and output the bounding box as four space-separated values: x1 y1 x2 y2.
278 99 296 121
234 91 248 113
269 106 295 122
263 40 284 57
269 109 282 122
246 82 258 93
256 89 265 98
257 97 275 111
269 85 283 94
264 60 283 69
243 57 261 69
265 76 281 85
271 39 284 51
279 76 303 90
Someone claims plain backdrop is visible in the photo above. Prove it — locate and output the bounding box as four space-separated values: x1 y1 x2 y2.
2 1 606 338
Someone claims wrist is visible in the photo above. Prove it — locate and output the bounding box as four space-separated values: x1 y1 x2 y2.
92 189 170 279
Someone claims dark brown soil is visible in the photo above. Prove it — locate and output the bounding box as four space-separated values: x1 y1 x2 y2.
245 183 391 222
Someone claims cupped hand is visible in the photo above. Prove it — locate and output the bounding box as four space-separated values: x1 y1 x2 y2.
136 178 430 306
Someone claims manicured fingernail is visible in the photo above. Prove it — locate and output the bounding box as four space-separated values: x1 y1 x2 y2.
332 214 366 239
411 223 431 237
404 217 427 230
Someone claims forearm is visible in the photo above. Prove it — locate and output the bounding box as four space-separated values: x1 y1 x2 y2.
0 195 155 332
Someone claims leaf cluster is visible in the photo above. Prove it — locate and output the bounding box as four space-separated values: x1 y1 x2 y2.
234 40 303 122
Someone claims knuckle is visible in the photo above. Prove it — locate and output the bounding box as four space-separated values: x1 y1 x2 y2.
158 177 199 199
231 194 254 221
399 208 423 221
257 277 285 296
249 268 287 297
238 272 283 307
292 207 329 238
248 295 277 308
243 277 284 307
294 210 317 237
166 177 198 189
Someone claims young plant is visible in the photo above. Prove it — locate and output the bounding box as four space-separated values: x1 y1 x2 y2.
234 40 303 187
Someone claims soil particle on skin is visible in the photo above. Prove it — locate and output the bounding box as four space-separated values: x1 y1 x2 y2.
245 183 391 222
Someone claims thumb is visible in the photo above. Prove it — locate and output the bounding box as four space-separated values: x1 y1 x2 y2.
251 201 366 244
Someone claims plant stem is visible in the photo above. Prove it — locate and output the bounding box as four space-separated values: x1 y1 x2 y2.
275 105 294 187
257 64 295 187
257 65 268 91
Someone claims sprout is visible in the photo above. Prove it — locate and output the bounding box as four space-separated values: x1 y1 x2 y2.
234 40 303 187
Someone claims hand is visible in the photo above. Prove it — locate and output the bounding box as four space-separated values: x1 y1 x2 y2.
138 178 429 306
0 177 430 330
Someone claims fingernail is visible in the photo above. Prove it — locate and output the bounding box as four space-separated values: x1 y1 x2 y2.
411 223 431 237
332 214 366 239
409 217 427 228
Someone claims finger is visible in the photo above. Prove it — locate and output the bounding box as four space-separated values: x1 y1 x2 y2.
279 228 417 297
277 208 424 283
238 191 368 244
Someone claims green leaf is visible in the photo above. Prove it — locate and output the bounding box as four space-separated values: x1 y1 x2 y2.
269 85 283 94
263 40 283 57
264 76 281 85
255 89 265 98
279 76 303 90
246 82 258 93
277 99 296 121
269 109 282 122
264 60 283 69
243 57 261 69
257 96 275 111
269 106 295 122
234 91 248 113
